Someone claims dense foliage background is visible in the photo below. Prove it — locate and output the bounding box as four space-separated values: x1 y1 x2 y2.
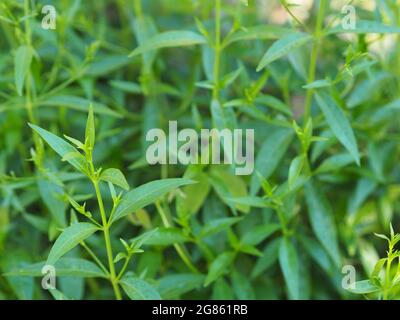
1 0 400 300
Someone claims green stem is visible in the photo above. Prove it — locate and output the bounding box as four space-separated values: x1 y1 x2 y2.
81 241 110 276
93 180 122 300
276 206 289 237
24 0 43 167
134 0 143 18
155 201 199 273
383 244 393 300
303 0 327 122
212 0 221 100
117 254 132 280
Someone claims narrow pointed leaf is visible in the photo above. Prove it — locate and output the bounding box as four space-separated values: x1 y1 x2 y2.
29 124 88 174
14 45 33 96
315 92 360 165
111 178 195 223
120 276 161 300
100 168 129 191
129 31 207 57
46 223 99 266
304 181 341 267
257 33 312 71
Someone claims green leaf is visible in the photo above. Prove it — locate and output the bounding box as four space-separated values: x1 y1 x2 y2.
109 80 142 94
315 92 360 165
212 279 234 299
129 31 207 57
371 258 386 280
111 178 195 223
250 128 294 195
200 217 243 238
231 269 255 299
279 238 299 300
39 95 121 117
5 258 106 278
205 252 235 286
85 104 95 153
46 222 99 266
257 33 312 71
328 20 400 35
317 153 354 174
14 45 33 96
288 155 305 189
177 171 210 220
49 288 70 300
158 274 205 298
100 168 129 191
209 167 249 213
252 238 281 278
130 228 159 249
228 196 269 208
135 227 189 246
241 223 280 246
255 95 293 116
304 180 341 267
120 276 161 300
29 124 88 175
348 280 380 294
37 177 66 227
223 25 293 47
302 79 332 89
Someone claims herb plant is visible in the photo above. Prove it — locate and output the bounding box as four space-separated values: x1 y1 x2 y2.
1 0 400 300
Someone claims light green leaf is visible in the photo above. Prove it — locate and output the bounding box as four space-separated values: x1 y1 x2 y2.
328 20 400 35
228 196 269 208
120 276 161 300
257 33 312 71
39 95 121 117
241 223 280 246
111 178 195 223
109 80 142 94
200 217 243 238
223 25 293 47
14 45 33 96
46 223 99 266
255 95 293 116
100 168 129 191
231 269 255 299
288 155 305 189
250 128 294 195
5 258 106 278
205 252 235 286
304 180 341 267
176 172 210 220
129 31 207 57
371 258 386 280
29 124 88 175
348 280 380 294
302 79 332 89
134 227 189 246
279 238 299 300
49 288 70 300
85 104 95 152
158 274 205 298
315 92 360 165
252 238 281 278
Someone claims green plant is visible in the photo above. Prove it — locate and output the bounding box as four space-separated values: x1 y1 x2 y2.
11 106 192 300
349 225 400 300
1 0 400 300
